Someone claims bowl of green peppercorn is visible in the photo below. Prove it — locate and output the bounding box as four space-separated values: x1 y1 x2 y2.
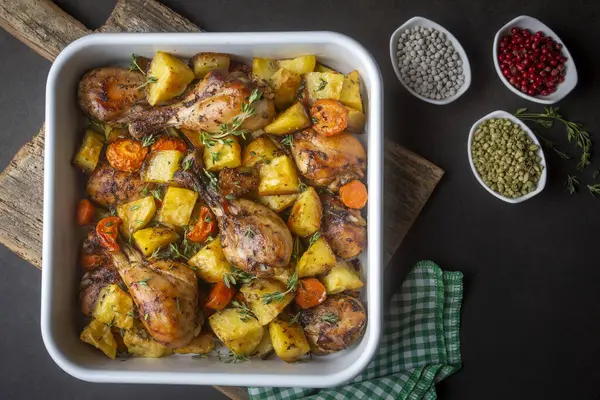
468 110 547 203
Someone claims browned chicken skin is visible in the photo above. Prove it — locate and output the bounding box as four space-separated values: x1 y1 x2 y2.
86 164 148 207
78 67 147 123
124 70 275 138
321 194 367 259
110 247 199 348
291 129 366 191
79 266 121 316
198 178 293 277
299 294 367 355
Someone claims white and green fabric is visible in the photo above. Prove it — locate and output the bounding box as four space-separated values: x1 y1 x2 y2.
248 261 463 400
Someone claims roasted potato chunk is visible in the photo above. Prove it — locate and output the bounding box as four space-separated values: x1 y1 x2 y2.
240 279 294 326
133 227 179 256
92 284 135 330
299 294 366 355
287 187 322 237
321 260 364 294
264 102 311 135
141 149 184 183
276 55 316 75
173 331 216 354
297 236 336 278
268 319 311 363
146 51 195 106
190 52 230 78
270 68 302 110
345 107 366 133
255 193 298 213
73 129 104 173
305 72 345 105
258 155 300 196
218 167 260 197
124 323 173 357
252 58 278 81
203 135 242 171
158 186 198 227
339 70 363 112
242 136 280 167
80 319 117 359
315 63 339 73
188 236 233 283
117 196 157 238
252 327 274 359
209 308 264 356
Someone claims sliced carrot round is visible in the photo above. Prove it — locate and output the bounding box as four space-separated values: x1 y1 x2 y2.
106 138 148 172
339 180 368 209
310 99 348 137
295 278 327 309
76 199 96 226
151 136 187 153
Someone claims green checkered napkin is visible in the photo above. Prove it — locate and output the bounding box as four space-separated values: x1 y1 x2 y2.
248 261 463 400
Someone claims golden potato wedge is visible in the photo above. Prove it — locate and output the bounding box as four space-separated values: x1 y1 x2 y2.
209 308 264 356
80 319 117 359
141 149 184 183
173 331 216 355
252 58 278 81
146 51 195 106
315 63 339 73
258 155 300 196
345 107 367 133
117 196 157 238
287 187 322 237
268 319 311 363
321 260 364 294
133 227 179 256
255 193 298 213
188 236 233 283
190 52 230 78
180 128 205 150
264 102 311 135
203 135 242 171
305 72 345 105
252 327 275 359
92 284 135 330
339 70 363 112
158 186 198 227
242 136 280 167
124 323 173 358
73 129 104 174
297 236 336 277
276 55 316 75
240 279 294 326
270 68 302 111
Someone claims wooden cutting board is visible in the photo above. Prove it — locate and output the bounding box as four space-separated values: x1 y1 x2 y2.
0 0 444 398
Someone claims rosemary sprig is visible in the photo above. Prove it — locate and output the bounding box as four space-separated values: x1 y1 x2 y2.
587 184 600 197
129 54 146 75
321 312 339 325
565 175 579 195
515 107 592 170
202 89 263 141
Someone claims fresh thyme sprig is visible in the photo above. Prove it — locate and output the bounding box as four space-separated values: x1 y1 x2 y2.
536 133 572 160
261 268 298 304
565 175 579 195
222 267 257 289
169 243 189 260
182 158 193 171
515 107 592 170
321 312 339 325
202 89 263 141
216 350 248 364
129 54 146 75
587 184 600 197
289 311 302 325
281 134 294 147
231 300 256 322
141 134 157 147
135 76 158 91
308 232 321 247
203 169 219 189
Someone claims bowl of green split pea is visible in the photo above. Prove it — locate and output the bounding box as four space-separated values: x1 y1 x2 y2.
468 110 547 203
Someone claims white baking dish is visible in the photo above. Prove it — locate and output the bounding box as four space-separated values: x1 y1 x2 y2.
42 32 383 387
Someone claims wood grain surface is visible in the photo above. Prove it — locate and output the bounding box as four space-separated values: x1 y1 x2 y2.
0 0 444 398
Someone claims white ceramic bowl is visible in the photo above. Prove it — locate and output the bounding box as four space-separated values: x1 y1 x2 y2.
43 32 383 387
493 15 578 104
467 110 547 204
389 16 472 105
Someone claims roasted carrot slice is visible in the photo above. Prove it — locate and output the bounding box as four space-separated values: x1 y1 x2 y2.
151 136 187 153
339 180 368 209
76 199 96 226
96 216 122 252
187 206 217 243
205 281 236 310
310 99 348 137
106 138 148 172
295 278 327 309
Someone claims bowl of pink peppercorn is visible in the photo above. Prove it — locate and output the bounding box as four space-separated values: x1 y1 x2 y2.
493 15 578 104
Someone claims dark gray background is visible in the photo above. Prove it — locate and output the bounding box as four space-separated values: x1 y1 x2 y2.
1 0 599 399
